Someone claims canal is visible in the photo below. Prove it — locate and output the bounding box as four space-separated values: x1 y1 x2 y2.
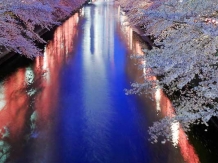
0 0 217 163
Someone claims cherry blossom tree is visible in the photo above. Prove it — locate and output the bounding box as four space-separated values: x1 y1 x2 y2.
118 0 218 143
0 0 86 58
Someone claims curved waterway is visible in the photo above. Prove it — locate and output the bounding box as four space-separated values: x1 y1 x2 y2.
0 0 217 163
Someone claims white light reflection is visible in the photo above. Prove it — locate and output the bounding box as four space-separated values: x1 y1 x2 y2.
129 27 132 50
94 3 102 56
0 84 5 111
119 11 133 49
80 8 84 16
171 121 179 147
155 87 161 112
83 7 91 56
118 5 120 18
42 47 48 70
76 16 79 23
81 0 115 158
105 1 115 65
42 48 50 82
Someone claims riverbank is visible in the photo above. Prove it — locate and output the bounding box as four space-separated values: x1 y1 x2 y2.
118 8 153 49
0 0 89 67
118 2 218 157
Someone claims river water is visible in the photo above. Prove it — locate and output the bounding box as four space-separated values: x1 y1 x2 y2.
0 0 217 163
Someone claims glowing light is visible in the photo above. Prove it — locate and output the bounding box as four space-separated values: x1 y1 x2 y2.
155 88 161 112
0 84 5 111
171 121 179 147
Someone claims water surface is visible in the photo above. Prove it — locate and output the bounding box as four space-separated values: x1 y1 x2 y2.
0 1 215 163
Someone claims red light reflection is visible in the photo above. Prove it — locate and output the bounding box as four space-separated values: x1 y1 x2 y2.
124 22 200 163
0 12 80 160
0 69 29 140
34 13 79 124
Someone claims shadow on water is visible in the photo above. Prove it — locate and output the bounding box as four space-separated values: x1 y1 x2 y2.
0 56 33 80
187 119 218 163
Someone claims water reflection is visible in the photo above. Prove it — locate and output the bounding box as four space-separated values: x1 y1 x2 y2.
30 12 80 163
80 3 114 161
0 12 80 162
0 1 214 163
154 89 199 163
0 68 29 162
118 10 200 163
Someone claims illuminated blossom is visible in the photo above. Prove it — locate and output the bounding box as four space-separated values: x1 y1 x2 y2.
0 0 86 58
118 0 218 142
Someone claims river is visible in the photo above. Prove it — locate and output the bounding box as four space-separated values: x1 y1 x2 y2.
0 0 217 163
